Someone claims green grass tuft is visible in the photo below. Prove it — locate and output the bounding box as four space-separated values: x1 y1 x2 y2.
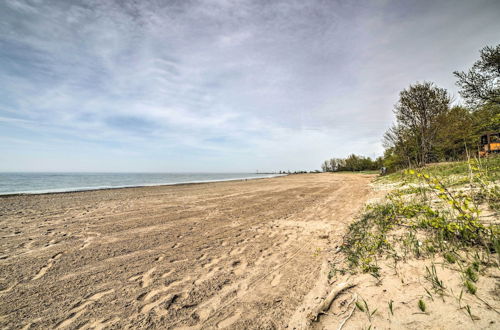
418 299 426 312
464 280 477 294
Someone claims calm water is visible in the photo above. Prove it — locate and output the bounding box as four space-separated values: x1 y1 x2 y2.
0 172 283 195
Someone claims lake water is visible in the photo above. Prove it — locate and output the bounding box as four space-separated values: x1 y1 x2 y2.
0 172 283 195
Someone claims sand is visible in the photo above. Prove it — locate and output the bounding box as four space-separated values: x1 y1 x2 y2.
0 173 378 329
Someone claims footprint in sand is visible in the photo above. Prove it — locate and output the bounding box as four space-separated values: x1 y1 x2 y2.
142 293 179 316
79 237 94 250
79 232 101 250
32 252 63 280
141 268 156 288
231 260 247 276
56 289 115 329
196 281 243 323
129 267 157 288
161 269 174 278
270 273 282 287
44 238 58 248
139 277 191 315
229 246 246 256
202 257 221 269
194 267 219 285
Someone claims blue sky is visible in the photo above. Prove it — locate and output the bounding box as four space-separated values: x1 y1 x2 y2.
1 0 499 172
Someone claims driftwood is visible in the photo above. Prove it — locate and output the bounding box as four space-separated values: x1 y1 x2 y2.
308 282 357 322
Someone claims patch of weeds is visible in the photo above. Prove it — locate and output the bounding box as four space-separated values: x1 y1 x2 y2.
344 161 498 277
471 258 480 272
464 266 479 283
328 265 346 280
388 300 394 316
342 203 394 273
425 264 446 295
339 157 499 321
425 242 437 254
491 234 500 260
444 251 457 264
356 298 377 323
464 280 477 294
398 186 432 196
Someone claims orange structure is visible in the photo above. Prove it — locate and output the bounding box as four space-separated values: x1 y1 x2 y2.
479 132 500 157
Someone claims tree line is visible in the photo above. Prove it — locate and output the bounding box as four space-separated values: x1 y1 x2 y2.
321 154 383 172
322 44 500 172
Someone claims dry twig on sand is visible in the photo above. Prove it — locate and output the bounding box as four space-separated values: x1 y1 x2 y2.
337 293 357 330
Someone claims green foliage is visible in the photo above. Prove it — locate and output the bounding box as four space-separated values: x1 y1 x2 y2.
355 301 365 312
404 169 486 243
321 154 383 172
379 156 500 187
464 280 477 294
374 44 500 171
381 45 500 169
464 266 478 283
434 106 475 161
444 252 457 264
471 103 500 135
341 158 499 287
385 81 451 166
454 44 500 107
425 264 446 295
342 203 395 273
418 299 426 313
356 298 377 322
465 305 479 321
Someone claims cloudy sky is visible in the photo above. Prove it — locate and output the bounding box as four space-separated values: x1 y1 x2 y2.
0 0 499 172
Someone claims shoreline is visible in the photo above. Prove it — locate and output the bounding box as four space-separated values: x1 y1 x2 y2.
0 173 286 197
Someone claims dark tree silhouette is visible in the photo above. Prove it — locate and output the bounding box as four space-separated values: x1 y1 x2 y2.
454 44 500 107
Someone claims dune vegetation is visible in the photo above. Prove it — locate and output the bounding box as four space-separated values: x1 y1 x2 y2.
319 157 500 328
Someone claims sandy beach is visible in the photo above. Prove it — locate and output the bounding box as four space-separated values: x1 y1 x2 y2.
0 173 377 329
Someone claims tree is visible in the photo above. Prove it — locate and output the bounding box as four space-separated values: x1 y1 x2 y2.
393 82 450 166
383 124 418 167
321 160 330 172
344 154 360 171
471 102 500 135
434 106 474 160
329 158 337 172
320 155 380 172
454 44 500 107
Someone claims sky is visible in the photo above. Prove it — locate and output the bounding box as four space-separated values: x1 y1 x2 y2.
0 0 499 172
